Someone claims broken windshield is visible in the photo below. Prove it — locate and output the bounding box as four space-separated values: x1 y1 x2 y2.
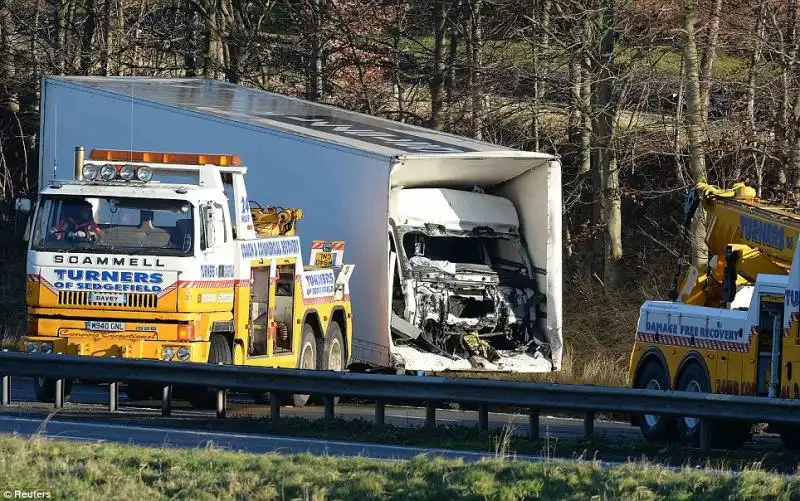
31 195 195 256
400 229 529 276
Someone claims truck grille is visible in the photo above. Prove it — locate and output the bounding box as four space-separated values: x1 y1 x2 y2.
58 291 158 308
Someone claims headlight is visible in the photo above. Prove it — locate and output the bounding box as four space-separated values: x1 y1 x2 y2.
100 164 117 181
136 166 153 182
82 164 99 180
162 346 175 360
40 342 53 354
176 346 191 361
24 342 38 353
119 164 136 181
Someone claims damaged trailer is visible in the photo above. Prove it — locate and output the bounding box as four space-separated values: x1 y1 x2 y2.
37 75 563 375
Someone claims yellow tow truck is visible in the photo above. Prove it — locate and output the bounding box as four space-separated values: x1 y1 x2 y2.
628 181 800 449
17 147 354 408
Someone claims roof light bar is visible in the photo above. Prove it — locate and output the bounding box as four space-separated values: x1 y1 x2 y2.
89 149 242 167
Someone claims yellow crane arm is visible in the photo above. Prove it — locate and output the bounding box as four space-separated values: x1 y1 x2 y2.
695 182 799 268
672 182 800 306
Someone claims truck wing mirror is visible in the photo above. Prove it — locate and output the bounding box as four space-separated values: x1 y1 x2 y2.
13 197 32 242
201 205 216 250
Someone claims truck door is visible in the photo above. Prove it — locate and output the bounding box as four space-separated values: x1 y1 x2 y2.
756 295 784 396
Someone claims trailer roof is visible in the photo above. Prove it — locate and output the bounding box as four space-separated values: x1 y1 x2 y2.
47 76 557 161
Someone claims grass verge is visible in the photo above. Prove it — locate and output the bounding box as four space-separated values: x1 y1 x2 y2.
0 434 798 500
17 407 800 474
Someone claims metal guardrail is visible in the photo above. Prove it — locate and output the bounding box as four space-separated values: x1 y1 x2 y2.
3 351 800 451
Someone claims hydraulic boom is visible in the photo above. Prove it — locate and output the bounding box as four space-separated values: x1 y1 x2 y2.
672 182 800 307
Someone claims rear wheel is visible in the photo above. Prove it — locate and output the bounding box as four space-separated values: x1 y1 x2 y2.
189 334 232 409
33 377 72 404
676 363 713 448
321 322 346 405
633 360 677 442
291 324 318 407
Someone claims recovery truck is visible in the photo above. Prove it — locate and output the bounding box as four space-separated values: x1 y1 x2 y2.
16 147 354 408
628 181 800 449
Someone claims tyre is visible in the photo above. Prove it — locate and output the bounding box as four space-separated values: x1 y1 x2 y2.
676 362 712 448
321 321 346 405
33 377 72 404
633 360 677 442
188 334 232 409
291 324 318 407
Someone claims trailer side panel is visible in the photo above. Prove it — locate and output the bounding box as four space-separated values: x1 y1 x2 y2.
39 78 393 367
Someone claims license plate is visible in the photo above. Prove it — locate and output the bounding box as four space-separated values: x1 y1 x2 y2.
85 321 125 332
89 292 127 305
314 252 333 267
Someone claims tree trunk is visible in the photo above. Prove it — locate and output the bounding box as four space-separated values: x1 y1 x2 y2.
55 0 69 74
445 0 461 118
568 53 582 160
183 0 199 77
79 0 97 75
681 0 708 269
99 0 112 75
428 0 447 129
698 0 722 121
593 0 622 290
202 1 218 78
580 46 592 175
468 0 483 140
307 0 323 101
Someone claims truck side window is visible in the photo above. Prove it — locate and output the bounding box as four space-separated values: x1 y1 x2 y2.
199 206 207 250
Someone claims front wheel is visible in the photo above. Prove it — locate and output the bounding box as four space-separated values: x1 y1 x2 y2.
33 377 73 404
188 334 232 409
633 360 676 443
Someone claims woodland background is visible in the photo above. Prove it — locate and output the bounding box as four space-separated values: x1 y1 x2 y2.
0 0 796 383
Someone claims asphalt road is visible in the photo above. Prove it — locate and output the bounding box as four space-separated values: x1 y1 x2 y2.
0 413 614 464
3 377 640 441
0 377 791 471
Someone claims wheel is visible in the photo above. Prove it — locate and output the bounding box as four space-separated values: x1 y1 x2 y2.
676 362 713 448
633 360 677 442
189 334 232 409
291 324 318 407
33 377 72 403
321 321 346 405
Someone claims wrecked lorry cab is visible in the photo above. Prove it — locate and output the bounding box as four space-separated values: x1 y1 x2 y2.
388 158 562 373
37 76 563 375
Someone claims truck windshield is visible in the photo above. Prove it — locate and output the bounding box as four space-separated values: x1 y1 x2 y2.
401 230 529 275
31 196 194 256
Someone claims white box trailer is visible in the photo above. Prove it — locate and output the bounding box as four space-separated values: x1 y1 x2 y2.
37 76 563 374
